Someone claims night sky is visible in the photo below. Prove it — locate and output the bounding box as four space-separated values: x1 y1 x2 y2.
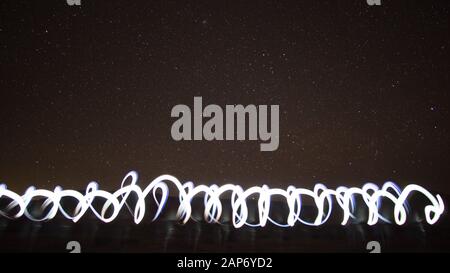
0 0 449 194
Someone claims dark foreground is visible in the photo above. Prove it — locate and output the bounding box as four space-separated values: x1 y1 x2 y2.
0 207 448 252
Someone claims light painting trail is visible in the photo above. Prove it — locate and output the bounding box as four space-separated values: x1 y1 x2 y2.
0 171 445 228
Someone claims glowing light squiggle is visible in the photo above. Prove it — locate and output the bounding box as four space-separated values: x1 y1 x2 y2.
0 171 445 227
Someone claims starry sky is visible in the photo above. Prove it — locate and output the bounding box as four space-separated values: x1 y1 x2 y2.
0 0 449 194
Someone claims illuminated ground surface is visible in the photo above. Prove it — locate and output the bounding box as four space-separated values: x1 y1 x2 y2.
1 218 449 252
0 196 448 252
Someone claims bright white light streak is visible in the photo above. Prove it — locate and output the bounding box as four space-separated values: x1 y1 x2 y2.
0 171 445 227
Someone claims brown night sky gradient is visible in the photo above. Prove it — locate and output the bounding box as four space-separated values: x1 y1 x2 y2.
0 0 449 195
